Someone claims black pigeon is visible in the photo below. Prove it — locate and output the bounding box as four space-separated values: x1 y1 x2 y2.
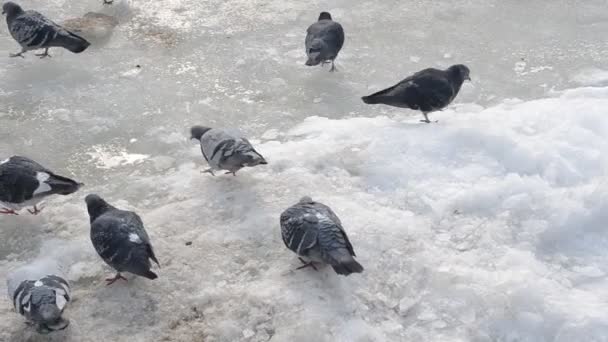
305 12 344 72
280 196 363 276
85 194 159 285
362 64 471 123
0 156 82 215
2 1 90 58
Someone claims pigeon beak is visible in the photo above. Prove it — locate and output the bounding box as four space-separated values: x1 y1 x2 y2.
466 75 471 81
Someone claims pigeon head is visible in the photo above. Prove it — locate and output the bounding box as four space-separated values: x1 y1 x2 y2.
318 12 332 21
243 151 267 167
28 287 68 333
2 2 23 16
299 196 314 204
190 126 212 141
447 64 471 83
85 194 112 221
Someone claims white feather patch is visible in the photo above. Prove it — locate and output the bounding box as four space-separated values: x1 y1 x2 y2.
129 233 142 244
0 158 9 165
33 172 52 196
34 280 43 287
56 294 67 310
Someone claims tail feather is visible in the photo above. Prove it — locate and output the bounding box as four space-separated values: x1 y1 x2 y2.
47 174 82 195
54 31 90 53
328 250 364 276
139 269 158 280
361 95 382 104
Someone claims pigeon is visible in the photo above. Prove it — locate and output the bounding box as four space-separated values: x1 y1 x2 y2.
305 12 344 72
362 64 471 123
2 1 90 58
85 194 160 285
190 125 267 176
7 259 71 334
280 196 363 276
0 156 83 215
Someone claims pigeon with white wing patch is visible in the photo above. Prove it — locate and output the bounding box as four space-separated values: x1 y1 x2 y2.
85 194 160 285
280 196 363 276
190 125 267 176
7 259 71 334
0 156 83 215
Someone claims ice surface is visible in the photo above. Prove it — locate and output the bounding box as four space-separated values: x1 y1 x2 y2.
1 0 608 341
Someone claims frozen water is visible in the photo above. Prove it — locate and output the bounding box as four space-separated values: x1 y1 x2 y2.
1 0 608 341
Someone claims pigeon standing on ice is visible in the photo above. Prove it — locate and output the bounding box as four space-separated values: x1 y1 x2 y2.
190 125 267 176
0 156 83 215
7 260 71 334
305 12 344 72
85 194 160 285
2 1 90 58
280 196 363 276
362 64 471 123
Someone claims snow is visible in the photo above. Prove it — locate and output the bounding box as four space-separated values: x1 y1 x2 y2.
1 0 608 341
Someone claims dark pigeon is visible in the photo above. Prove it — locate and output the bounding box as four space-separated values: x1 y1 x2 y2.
190 125 267 176
0 156 82 215
2 1 90 58
280 196 363 276
362 64 471 123
85 194 160 285
305 12 344 72
7 260 71 334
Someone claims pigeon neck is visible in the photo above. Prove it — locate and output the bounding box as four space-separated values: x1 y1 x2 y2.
88 203 114 222
5 8 24 23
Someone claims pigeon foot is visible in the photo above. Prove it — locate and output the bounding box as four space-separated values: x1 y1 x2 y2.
35 49 51 59
9 52 25 58
105 273 128 286
201 169 215 176
296 257 318 271
27 205 44 215
0 208 19 215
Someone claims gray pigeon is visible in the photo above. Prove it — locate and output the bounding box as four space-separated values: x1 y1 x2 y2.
7 259 71 334
362 64 471 123
280 196 363 276
85 194 160 285
305 12 344 72
190 125 267 176
2 1 90 58
0 156 83 215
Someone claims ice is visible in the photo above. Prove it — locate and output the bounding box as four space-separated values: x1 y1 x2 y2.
1 0 608 341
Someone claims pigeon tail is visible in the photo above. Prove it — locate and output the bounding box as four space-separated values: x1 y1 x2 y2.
328 250 364 276
54 31 90 53
139 269 158 280
47 174 82 195
361 95 382 104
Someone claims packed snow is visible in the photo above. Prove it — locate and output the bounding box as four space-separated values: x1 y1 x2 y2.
1 0 608 341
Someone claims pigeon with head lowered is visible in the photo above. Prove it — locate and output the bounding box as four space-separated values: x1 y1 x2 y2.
85 194 159 285
190 125 267 176
0 156 83 215
280 196 363 276
7 259 71 334
362 64 471 123
2 1 90 58
305 12 344 72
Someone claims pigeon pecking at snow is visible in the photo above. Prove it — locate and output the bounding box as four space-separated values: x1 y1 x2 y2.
2 1 90 58
7 259 71 334
85 194 160 285
305 12 345 72
280 196 364 276
0 156 83 215
190 125 267 176
362 64 471 123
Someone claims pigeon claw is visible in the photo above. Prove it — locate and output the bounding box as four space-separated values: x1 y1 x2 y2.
0 208 18 215
105 273 128 286
9 52 24 58
103 0 114 4
296 257 318 271
201 169 215 176
27 205 44 215
35 49 51 59
224 171 237 176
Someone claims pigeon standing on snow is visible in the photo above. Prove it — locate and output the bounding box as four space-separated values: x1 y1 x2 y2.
85 194 160 285
305 12 344 72
280 196 363 276
362 64 471 123
2 1 90 58
190 125 267 176
7 259 71 334
0 156 83 215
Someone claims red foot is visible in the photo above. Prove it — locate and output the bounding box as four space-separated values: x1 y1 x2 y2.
27 205 44 215
0 208 18 215
105 273 128 286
